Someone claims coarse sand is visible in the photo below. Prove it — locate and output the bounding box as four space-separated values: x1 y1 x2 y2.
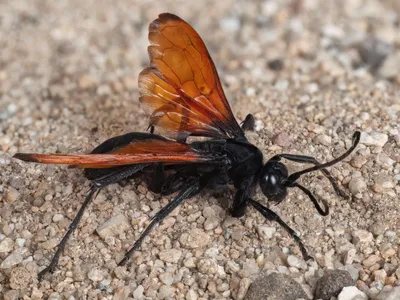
1 0 399 299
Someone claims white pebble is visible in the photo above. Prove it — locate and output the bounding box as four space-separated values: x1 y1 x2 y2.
352 230 373 244
159 249 182 263
0 238 14 253
0 249 24 268
133 285 144 299
52 213 64 222
186 289 198 300
159 272 174 286
338 286 368 300
256 225 276 239
360 132 388 147
87 268 104 282
287 255 308 270
96 214 130 239
158 285 174 299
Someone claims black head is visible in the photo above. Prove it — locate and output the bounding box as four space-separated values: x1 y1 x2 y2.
259 160 289 203
258 131 361 215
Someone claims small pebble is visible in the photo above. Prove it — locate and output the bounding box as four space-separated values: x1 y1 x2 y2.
0 249 24 268
96 214 130 239
256 225 276 239
179 228 210 249
112 286 130 300
158 285 174 299
197 258 218 274
186 289 198 300
87 268 104 282
159 272 174 286
133 285 144 299
9 266 31 289
381 246 396 259
273 132 291 147
204 217 219 230
287 255 308 270
360 132 388 147
4 290 19 300
236 278 252 300
159 249 182 263
376 285 400 300
226 260 241 273
344 248 356 265
52 213 64 222
352 230 373 244
362 254 380 267
0 237 14 252
348 177 367 196
373 269 387 282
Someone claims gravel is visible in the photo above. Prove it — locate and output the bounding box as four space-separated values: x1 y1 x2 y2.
1 0 400 298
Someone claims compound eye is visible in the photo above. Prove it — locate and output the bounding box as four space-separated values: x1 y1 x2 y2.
260 173 280 195
266 174 277 186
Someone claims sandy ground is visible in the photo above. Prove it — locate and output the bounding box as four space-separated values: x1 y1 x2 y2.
1 0 399 299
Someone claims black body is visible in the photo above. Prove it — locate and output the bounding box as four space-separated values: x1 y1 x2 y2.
34 115 360 280
85 131 264 217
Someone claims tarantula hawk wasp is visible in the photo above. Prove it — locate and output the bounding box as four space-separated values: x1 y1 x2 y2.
14 13 360 280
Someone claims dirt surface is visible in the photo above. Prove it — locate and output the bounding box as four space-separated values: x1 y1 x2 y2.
1 0 399 299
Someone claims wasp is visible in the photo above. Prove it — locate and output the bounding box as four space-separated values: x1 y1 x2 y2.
14 13 360 280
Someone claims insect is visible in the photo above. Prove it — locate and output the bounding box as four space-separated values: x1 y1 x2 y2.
14 13 361 280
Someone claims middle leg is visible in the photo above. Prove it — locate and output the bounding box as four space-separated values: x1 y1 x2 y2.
118 179 200 266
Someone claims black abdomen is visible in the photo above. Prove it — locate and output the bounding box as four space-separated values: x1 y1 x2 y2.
84 132 164 180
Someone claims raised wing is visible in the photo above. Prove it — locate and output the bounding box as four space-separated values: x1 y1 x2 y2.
14 133 225 169
139 13 244 140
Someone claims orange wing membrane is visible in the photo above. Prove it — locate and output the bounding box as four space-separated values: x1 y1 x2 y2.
14 137 222 168
139 13 244 139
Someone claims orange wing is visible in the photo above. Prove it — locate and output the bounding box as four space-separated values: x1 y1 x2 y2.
14 138 223 169
139 13 244 140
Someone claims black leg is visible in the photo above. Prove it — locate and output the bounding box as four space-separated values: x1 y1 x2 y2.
118 180 200 266
38 164 148 280
247 198 313 260
271 153 347 198
92 164 149 187
287 131 361 184
231 189 248 218
148 163 165 194
291 182 329 216
158 174 186 196
148 125 155 134
241 114 255 132
38 187 99 280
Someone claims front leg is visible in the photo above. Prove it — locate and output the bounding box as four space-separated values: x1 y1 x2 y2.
247 198 312 260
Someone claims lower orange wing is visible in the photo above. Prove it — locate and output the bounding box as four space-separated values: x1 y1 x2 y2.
14 137 223 168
